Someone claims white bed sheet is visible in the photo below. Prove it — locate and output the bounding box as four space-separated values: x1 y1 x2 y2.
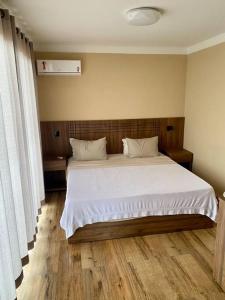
60 154 217 238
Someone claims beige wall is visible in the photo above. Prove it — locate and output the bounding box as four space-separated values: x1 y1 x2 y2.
184 43 225 193
36 48 225 193
36 52 186 121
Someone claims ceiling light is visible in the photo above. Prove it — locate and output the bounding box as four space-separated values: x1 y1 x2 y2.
125 7 161 26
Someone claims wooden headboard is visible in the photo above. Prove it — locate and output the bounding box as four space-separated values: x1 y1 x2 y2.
40 117 184 157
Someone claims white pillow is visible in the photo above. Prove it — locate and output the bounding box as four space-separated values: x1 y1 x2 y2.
70 137 107 161
125 136 159 158
122 138 128 155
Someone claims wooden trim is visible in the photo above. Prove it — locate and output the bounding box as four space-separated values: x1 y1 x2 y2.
40 117 185 158
68 214 214 244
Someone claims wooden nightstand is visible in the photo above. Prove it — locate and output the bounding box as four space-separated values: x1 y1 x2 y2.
43 156 67 192
163 148 193 171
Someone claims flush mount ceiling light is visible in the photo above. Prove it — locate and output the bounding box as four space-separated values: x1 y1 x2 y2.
125 7 161 26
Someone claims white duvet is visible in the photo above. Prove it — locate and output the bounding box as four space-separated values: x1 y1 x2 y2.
60 154 217 238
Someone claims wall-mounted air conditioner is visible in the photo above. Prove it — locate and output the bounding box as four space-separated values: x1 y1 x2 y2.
36 60 81 76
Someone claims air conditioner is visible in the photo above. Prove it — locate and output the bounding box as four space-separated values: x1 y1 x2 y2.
36 60 81 76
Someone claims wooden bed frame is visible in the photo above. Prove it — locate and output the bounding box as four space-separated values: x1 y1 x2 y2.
68 214 214 243
40 117 215 243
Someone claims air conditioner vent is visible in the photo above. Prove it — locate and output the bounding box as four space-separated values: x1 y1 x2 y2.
36 60 81 76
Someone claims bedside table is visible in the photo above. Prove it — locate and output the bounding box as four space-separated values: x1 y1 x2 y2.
43 156 67 192
163 148 193 171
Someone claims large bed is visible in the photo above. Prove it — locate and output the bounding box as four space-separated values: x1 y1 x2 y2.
60 153 217 242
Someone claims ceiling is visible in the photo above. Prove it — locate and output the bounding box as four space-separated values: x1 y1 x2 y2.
4 0 225 54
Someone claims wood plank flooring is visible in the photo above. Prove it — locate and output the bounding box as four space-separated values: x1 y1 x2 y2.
17 192 225 300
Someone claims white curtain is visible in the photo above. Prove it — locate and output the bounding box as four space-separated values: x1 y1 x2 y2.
0 10 44 300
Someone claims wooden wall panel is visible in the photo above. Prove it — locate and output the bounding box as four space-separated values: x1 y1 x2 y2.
40 117 185 157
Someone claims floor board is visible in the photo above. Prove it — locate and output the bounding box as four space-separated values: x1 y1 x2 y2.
17 192 225 300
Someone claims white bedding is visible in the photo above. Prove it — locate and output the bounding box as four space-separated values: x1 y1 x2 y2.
60 154 217 238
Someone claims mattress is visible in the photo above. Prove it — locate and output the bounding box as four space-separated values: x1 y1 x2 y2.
60 154 217 238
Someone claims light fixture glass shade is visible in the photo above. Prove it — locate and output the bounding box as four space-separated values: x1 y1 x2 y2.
125 7 161 26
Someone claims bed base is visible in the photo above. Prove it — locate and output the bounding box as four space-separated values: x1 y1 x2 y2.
68 214 214 244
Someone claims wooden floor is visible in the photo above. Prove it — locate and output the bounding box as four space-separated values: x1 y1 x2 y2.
17 192 225 300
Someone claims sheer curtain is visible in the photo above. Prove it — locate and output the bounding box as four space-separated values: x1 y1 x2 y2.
0 9 44 300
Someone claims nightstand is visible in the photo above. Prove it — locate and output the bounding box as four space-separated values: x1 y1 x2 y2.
43 156 67 192
163 148 193 171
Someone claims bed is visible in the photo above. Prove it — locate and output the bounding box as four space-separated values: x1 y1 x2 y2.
60 154 217 243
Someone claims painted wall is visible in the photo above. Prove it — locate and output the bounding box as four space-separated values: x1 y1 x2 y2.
36 52 186 121
184 43 225 193
36 47 225 193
